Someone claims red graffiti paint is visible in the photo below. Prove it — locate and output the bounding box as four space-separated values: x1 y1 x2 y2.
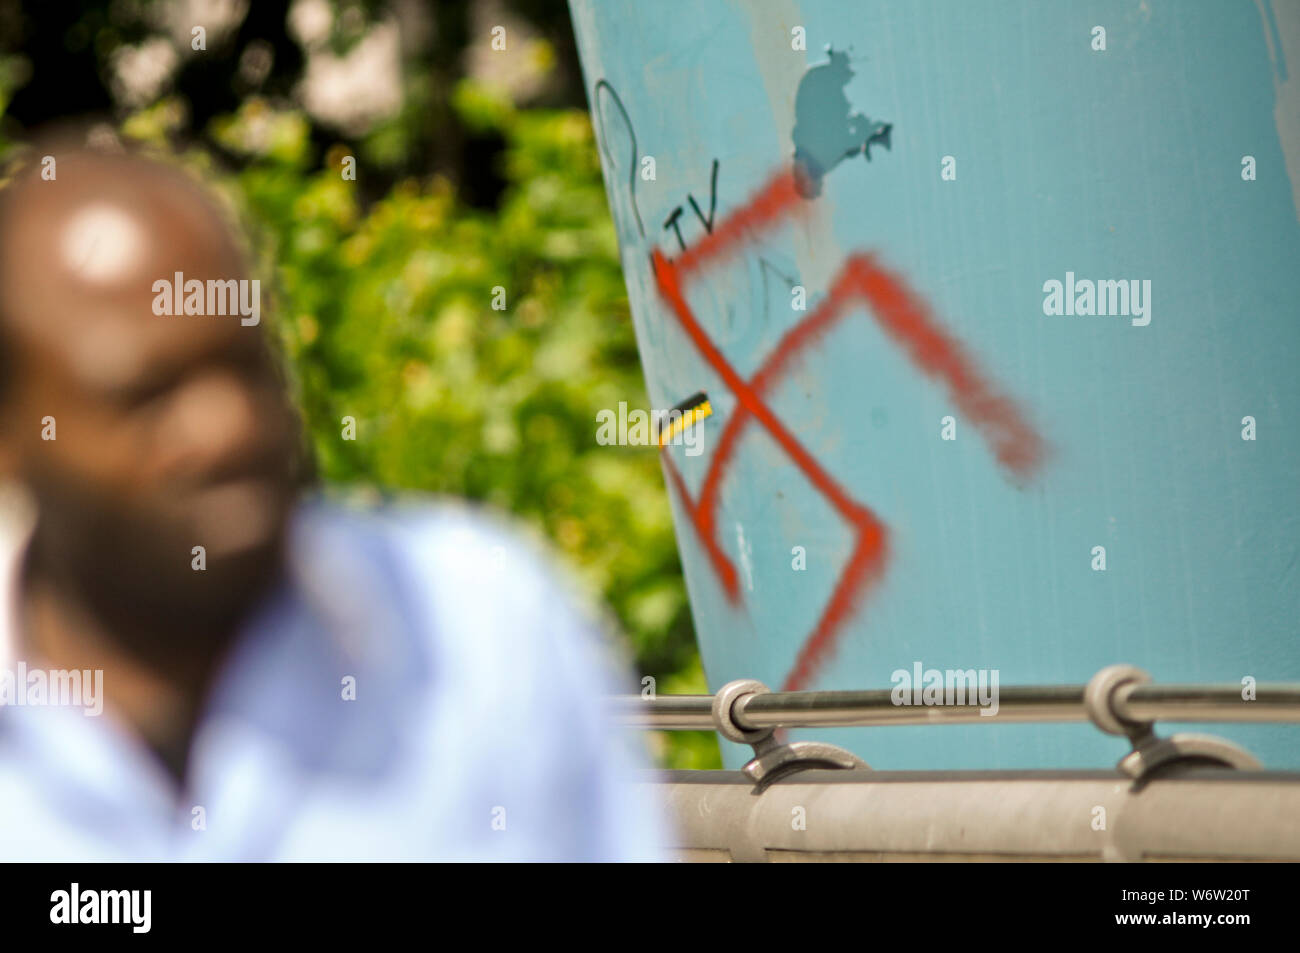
653 168 1044 692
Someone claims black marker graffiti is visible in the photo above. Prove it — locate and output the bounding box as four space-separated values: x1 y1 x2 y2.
662 206 687 250
661 159 721 253
687 159 719 233
592 79 645 238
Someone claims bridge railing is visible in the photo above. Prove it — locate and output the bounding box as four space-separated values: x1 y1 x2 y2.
612 665 1300 787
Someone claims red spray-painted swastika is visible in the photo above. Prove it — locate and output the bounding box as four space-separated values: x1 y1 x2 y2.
652 168 1045 692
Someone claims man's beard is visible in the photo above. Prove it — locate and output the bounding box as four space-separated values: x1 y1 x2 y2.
23 472 289 669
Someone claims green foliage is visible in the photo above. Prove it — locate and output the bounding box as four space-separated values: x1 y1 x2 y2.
216 82 719 769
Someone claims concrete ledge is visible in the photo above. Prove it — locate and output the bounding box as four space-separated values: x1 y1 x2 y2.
642 768 1300 862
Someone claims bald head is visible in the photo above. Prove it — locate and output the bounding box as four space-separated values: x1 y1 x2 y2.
0 149 301 651
0 152 252 390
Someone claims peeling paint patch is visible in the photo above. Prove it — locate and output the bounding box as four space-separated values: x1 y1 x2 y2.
791 48 892 197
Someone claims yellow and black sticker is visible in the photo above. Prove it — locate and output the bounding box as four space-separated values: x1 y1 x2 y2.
658 391 712 447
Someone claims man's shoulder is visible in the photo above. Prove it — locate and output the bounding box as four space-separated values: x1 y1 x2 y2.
288 496 614 685
294 495 564 604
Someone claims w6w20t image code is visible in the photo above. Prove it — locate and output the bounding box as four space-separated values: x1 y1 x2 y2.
1112 887 1258 929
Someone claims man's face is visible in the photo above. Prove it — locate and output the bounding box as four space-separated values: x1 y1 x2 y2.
0 161 301 637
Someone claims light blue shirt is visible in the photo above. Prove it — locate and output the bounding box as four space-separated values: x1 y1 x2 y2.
0 499 670 861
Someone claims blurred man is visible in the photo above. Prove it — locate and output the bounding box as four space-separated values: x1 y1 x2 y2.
0 147 667 860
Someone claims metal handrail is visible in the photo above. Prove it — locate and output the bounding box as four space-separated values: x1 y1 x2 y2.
612 681 1300 731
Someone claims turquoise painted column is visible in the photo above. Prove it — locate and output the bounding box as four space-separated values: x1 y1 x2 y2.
570 0 1300 770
